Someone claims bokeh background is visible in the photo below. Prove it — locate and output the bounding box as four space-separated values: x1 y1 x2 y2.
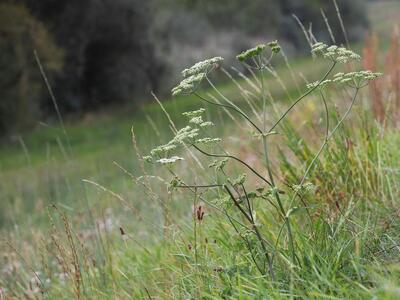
1 0 368 137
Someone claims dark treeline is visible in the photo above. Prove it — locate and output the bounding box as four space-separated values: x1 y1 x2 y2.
0 0 368 137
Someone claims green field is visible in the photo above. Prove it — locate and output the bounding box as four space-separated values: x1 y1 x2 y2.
1 1 400 299
0 53 331 230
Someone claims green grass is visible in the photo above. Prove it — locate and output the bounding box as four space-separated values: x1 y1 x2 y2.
1 2 400 299
5 104 399 299
0 53 331 231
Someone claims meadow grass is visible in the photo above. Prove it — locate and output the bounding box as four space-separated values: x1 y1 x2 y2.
6 84 398 299
0 53 330 232
1 2 400 299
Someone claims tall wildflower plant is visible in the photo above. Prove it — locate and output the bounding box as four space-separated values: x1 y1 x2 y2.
144 41 381 279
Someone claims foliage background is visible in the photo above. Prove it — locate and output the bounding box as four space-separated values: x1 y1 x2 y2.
0 0 368 137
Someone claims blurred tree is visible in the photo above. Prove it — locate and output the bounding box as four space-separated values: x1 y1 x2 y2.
25 0 162 111
0 3 63 136
0 0 369 138
82 0 162 108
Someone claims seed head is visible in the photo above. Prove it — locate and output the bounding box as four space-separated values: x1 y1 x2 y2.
194 203 205 222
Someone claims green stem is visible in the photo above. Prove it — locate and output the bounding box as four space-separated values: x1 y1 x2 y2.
267 62 337 134
225 213 265 275
258 57 296 265
289 87 360 209
192 144 272 186
194 93 262 134
224 185 275 280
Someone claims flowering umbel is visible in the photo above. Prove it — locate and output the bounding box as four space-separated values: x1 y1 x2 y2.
236 41 281 62
171 57 224 96
311 42 361 63
146 108 220 165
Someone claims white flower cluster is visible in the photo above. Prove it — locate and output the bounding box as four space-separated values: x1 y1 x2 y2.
182 57 224 78
333 71 382 86
182 108 205 117
171 73 206 97
173 126 200 143
311 42 361 63
147 108 219 165
156 156 184 165
171 57 223 96
195 137 221 145
306 70 382 90
150 144 176 156
306 79 332 90
189 116 204 125
183 109 214 128
148 125 199 164
200 121 214 127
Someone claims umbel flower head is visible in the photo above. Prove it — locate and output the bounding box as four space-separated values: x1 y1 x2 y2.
182 108 214 127
182 57 224 78
267 40 281 54
195 137 221 145
307 71 382 90
171 73 206 97
147 108 219 165
182 108 205 118
156 156 184 165
149 125 199 158
171 57 223 96
236 41 281 62
332 70 382 87
306 79 332 90
237 44 266 62
311 42 361 63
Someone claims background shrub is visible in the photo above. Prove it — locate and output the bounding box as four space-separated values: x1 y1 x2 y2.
0 3 63 136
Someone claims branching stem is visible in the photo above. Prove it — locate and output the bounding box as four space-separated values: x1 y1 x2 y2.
192 144 272 187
